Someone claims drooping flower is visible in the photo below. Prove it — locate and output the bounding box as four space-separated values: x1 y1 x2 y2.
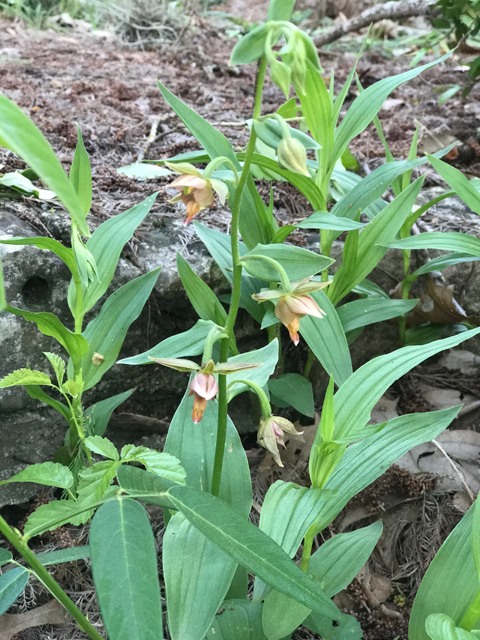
257 415 303 467
253 277 329 345
149 356 261 424
166 162 229 225
277 137 310 177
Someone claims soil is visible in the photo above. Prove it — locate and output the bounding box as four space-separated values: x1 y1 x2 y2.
1 4 480 640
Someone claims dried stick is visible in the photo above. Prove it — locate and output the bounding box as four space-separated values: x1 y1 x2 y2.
313 0 436 48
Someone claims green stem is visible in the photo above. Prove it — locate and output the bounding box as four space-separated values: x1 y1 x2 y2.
300 524 315 572
303 349 315 379
460 588 480 631
0 516 104 640
211 56 267 498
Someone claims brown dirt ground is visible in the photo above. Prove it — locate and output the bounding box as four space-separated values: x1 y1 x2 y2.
1 8 480 640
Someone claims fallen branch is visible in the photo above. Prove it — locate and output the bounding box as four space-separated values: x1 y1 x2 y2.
313 0 436 48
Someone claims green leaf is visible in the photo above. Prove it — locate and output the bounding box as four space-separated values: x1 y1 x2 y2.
333 327 480 441
409 506 477 640
35 546 90 566
158 83 270 248
116 465 177 509
43 352 66 386
268 373 314 417
0 567 29 615
0 368 51 388
226 340 279 402
117 319 218 366
262 522 383 640
85 388 135 437
255 407 460 581
163 393 251 640
69 124 92 216
385 232 480 256
267 0 295 20
194 223 265 323
0 462 73 489
78 268 161 390
90 498 164 640
120 446 186 484
299 290 353 386
304 611 362 639
167 485 341 621
298 211 366 231
85 436 119 460
0 95 89 236
242 243 333 281
337 298 419 333
0 171 55 199
25 385 71 422
164 513 238 640
331 52 452 169
230 24 269 65
424 613 478 640
5 305 89 361
412 252 480 276
427 153 480 214
70 193 159 315
205 599 266 640
176 253 228 327
77 460 120 503
0 236 78 275
329 177 424 305
0 549 13 567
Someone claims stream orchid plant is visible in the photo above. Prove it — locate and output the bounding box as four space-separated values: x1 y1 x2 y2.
2 0 480 638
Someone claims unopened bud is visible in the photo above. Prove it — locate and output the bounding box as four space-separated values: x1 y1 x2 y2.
270 59 291 99
277 137 310 176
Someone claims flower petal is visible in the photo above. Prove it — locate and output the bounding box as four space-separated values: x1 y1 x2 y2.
286 294 325 319
253 289 283 302
190 372 219 400
171 174 208 191
275 297 297 326
193 183 214 209
291 278 331 295
185 199 201 224
271 416 303 436
211 178 229 205
148 357 200 372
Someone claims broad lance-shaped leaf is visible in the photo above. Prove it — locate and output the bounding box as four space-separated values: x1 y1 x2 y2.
118 319 218 366
167 485 341 621
85 388 135 437
5 305 89 362
268 373 315 418
242 244 333 282
163 393 252 639
90 498 164 640
0 95 89 236
328 177 424 305
330 51 451 169
337 297 419 333
0 237 78 275
299 290 353 386
262 522 383 640
68 193 158 315
0 568 29 616
164 512 238 640
75 267 161 390
0 462 73 490
205 599 265 640
409 506 477 640
254 406 460 601
69 124 92 216
385 232 480 257
427 153 480 214
333 326 480 441
0 368 51 388
226 340 278 402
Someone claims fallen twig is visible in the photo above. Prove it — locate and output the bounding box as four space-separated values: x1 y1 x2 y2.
313 0 436 48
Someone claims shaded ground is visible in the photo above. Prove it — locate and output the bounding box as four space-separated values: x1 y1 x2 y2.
1 8 480 640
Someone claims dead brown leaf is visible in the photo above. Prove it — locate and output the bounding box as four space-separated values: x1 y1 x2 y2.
0 600 68 640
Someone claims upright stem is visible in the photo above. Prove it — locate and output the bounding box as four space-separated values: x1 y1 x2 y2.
0 516 104 640
211 57 267 497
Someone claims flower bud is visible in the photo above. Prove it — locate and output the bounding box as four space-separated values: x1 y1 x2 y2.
277 137 310 176
270 59 291 99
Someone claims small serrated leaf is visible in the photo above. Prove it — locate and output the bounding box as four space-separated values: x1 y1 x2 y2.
120 446 186 485
0 369 51 388
43 352 66 386
85 436 119 461
62 376 83 398
0 462 73 490
77 461 120 502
